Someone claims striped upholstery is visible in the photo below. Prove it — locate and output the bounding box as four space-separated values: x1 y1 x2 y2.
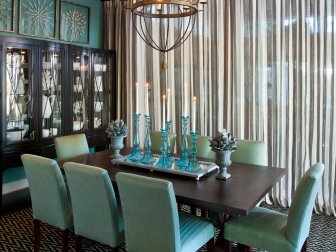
224 163 324 252
54 134 90 161
150 130 177 153
116 172 214 252
21 154 72 230
231 139 268 166
63 162 124 248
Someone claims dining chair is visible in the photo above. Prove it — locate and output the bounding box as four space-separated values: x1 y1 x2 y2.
63 162 124 252
187 135 215 160
231 139 268 166
116 172 215 252
150 130 177 153
54 133 90 161
223 163 324 252
21 154 73 252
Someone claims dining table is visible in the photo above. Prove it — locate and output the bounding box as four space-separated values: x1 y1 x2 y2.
58 147 285 218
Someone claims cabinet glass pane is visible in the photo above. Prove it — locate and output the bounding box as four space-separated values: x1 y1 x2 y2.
41 50 62 138
5 48 34 143
72 51 89 131
93 53 112 129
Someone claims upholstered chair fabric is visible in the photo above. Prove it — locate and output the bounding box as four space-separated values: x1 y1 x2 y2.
63 162 124 248
231 139 268 166
150 130 177 153
187 135 215 160
54 134 90 161
116 172 215 252
21 154 73 229
223 163 324 252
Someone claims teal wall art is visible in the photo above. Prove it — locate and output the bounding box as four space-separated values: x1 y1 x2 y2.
60 1 89 44
0 0 102 48
0 0 14 32
19 0 56 39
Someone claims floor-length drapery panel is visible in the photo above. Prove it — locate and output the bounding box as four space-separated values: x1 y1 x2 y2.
104 0 336 215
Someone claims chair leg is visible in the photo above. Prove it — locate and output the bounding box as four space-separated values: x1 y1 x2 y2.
76 235 82 252
237 243 252 252
206 237 214 252
223 239 232 252
301 239 307 252
34 220 41 252
62 229 69 252
191 206 197 215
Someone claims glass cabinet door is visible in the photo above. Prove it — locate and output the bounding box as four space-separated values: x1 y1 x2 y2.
41 50 62 139
72 50 89 132
5 47 34 144
92 52 113 130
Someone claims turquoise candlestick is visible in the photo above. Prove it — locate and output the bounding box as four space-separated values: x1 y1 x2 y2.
165 120 174 163
129 113 142 162
140 115 155 164
156 128 172 168
177 116 189 169
186 131 202 173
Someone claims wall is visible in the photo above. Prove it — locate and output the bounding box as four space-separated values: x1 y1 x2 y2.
0 0 103 48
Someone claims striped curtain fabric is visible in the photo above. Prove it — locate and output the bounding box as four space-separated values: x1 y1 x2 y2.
104 0 336 215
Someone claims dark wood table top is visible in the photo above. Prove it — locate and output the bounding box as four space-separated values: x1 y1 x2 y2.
59 148 285 216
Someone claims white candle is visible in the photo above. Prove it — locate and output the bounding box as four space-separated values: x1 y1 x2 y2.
192 96 196 132
135 82 139 114
167 88 171 121
145 83 149 116
162 94 166 129
184 83 188 116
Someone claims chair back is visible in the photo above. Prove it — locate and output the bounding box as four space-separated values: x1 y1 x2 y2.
63 162 123 247
150 130 177 153
54 134 89 161
116 172 181 252
21 154 72 230
187 135 215 160
287 163 324 248
231 139 268 166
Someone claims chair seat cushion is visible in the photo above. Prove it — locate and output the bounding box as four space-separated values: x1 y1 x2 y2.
224 207 297 252
179 212 214 252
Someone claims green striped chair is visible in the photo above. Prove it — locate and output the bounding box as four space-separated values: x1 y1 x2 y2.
64 162 124 251
54 134 90 162
21 154 73 252
223 163 324 252
231 139 268 166
150 130 177 154
116 172 215 252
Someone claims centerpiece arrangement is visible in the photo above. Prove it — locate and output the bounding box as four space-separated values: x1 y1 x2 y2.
210 129 237 180
106 120 128 158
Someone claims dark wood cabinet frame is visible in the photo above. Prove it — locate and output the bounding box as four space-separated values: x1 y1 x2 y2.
0 36 116 212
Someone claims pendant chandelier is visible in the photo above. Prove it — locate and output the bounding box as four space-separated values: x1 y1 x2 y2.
122 0 207 68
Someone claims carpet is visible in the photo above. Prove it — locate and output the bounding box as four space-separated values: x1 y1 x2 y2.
0 206 335 251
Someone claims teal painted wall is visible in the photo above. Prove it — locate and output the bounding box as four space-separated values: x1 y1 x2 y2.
0 0 103 49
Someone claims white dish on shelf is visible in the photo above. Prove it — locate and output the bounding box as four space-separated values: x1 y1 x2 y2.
94 102 103 112
7 129 26 142
73 121 84 131
73 62 80 70
73 85 83 92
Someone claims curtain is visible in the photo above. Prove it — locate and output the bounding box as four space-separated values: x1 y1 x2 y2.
104 0 336 215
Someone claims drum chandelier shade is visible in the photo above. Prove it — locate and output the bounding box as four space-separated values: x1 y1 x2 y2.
122 0 207 56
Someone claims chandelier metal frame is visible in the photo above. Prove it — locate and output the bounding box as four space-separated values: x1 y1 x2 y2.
122 0 207 54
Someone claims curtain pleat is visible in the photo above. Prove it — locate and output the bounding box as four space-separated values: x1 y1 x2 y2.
104 0 336 216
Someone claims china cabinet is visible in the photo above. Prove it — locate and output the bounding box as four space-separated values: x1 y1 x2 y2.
0 36 116 211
